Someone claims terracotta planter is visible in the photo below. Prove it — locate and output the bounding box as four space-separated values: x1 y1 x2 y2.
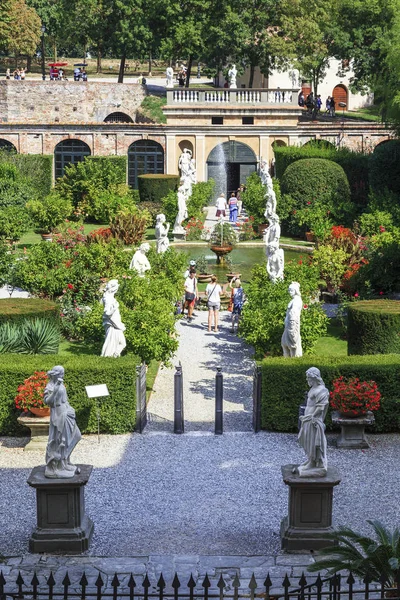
210 244 233 264
29 406 51 417
41 233 53 242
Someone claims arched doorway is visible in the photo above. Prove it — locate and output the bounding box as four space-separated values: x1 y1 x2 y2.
332 84 348 110
206 141 257 197
104 112 133 123
54 139 91 179
0 139 16 152
128 140 164 188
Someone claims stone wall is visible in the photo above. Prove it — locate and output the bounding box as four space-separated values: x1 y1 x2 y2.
0 81 146 124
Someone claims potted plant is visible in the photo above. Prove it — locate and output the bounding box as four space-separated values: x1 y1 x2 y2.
330 375 381 418
195 254 212 282
15 370 50 417
209 221 237 263
27 192 73 241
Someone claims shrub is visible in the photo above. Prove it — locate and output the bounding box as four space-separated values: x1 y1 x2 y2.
367 189 400 226
85 156 127 182
79 184 137 223
53 222 87 249
0 322 23 353
240 172 265 226
138 201 163 226
0 162 33 208
18 319 60 354
347 300 400 355
240 261 328 358
187 180 215 219
0 206 31 241
312 245 349 292
138 174 179 203
27 192 73 232
0 152 53 198
185 217 205 240
260 354 400 432
0 354 140 435
237 217 256 241
359 211 394 236
329 375 381 415
0 298 59 326
110 208 150 245
280 159 352 236
369 140 400 196
161 189 179 224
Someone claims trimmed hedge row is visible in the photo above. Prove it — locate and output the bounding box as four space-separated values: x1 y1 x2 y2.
0 354 140 435
0 153 53 198
138 174 180 202
261 354 400 433
273 145 369 209
0 299 59 325
86 156 127 184
348 300 400 355
369 140 400 196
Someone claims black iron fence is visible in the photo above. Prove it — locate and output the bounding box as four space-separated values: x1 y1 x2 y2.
1 570 400 600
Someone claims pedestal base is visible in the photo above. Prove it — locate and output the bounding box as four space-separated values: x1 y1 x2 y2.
17 413 50 452
332 411 375 449
27 464 94 553
173 231 187 242
280 464 341 552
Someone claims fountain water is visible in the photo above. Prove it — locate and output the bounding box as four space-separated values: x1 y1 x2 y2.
212 143 227 198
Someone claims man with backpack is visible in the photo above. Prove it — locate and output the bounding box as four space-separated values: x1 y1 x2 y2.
229 277 245 334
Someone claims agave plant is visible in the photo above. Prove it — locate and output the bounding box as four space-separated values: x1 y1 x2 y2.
308 520 400 586
0 322 23 353
19 319 60 355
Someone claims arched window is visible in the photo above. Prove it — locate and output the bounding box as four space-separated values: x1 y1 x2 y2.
0 139 17 152
54 139 91 179
104 112 133 124
128 140 164 188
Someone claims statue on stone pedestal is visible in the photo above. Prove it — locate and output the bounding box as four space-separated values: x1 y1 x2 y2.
281 281 303 357
266 241 284 283
297 367 329 478
155 213 170 253
101 279 126 358
44 365 82 479
166 66 174 88
178 148 192 180
173 179 188 234
228 64 237 89
260 160 277 219
130 242 151 277
264 212 281 248
188 156 197 186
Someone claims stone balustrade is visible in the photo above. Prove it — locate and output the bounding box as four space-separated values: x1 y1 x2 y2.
167 88 299 106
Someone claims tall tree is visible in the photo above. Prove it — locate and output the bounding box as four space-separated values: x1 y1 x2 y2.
0 0 13 52
7 0 41 59
26 0 64 61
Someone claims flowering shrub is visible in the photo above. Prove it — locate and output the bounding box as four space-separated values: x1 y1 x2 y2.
14 371 48 411
53 222 86 249
88 227 114 242
185 217 204 241
330 376 381 416
237 217 256 241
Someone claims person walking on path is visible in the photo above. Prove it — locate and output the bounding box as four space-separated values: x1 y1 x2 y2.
206 275 222 332
184 268 198 323
229 277 245 333
228 192 238 223
216 193 227 219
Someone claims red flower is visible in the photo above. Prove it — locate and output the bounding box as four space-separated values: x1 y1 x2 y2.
67 283 74 290
330 376 381 414
354 292 359 297
14 371 48 412
379 226 386 232
379 291 384 295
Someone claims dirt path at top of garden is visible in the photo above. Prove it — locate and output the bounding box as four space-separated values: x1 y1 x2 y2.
146 310 254 432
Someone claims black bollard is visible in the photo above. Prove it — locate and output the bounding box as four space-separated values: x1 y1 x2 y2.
215 367 223 435
174 363 184 434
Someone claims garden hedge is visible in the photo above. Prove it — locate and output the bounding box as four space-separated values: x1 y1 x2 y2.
347 300 400 355
260 354 400 433
0 298 60 325
369 139 400 196
0 153 53 198
138 174 180 202
273 144 369 209
86 156 127 184
0 354 140 435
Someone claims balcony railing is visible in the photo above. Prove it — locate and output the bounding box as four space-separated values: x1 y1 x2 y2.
166 88 299 107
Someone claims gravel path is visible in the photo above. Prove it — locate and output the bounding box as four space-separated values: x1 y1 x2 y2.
1 432 400 557
147 312 254 432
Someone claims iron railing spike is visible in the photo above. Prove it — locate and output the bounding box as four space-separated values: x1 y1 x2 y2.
299 572 307 587
95 574 104 588
249 573 257 589
80 572 88 587
157 574 166 589
347 571 355 585
188 574 196 588
47 573 56 587
111 574 120 587
16 572 25 586
0 571 5 586
172 573 181 588
202 573 211 588
143 574 151 588
264 573 272 588
128 575 136 588
31 573 40 587
283 573 291 587
62 573 71 587
232 574 240 588
217 574 225 589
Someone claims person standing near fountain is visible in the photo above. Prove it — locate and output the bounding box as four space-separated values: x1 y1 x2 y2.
184 268 198 323
206 275 222 333
216 193 227 219
228 192 238 223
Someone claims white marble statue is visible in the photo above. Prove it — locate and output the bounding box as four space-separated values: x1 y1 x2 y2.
297 367 329 478
188 157 197 185
173 179 189 234
228 64 237 88
130 243 151 277
155 213 170 253
101 279 126 358
44 365 82 479
178 148 192 180
281 281 303 358
264 212 281 249
166 66 174 88
266 241 284 283
260 160 277 218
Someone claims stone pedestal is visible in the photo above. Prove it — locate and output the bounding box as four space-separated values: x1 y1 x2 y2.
280 464 341 552
173 230 187 243
332 411 375 449
27 464 94 553
17 413 50 452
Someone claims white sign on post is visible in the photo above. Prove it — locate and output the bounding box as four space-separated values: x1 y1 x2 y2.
85 384 110 443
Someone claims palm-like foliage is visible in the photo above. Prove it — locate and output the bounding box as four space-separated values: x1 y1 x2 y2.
308 520 400 586
0 322 22 353
19 319 60 355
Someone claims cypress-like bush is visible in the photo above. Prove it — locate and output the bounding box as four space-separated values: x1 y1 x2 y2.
369 140 400 195
138 174 179 202
0 153 53 198
86 156 127 184
260 354 400 433
0 354 140 435
0 298 59 325
347 300 400 356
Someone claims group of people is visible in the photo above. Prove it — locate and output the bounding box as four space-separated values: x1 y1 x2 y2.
298 91 336 118
6 68 26 80
183 260 245 334
73 67 87 81
215 185 245 223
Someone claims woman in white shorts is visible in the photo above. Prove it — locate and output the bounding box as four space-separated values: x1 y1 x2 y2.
206 275 222 332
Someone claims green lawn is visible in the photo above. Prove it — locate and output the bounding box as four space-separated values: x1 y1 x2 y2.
314 318 347 356
17 223 106 249
343 106 381 122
